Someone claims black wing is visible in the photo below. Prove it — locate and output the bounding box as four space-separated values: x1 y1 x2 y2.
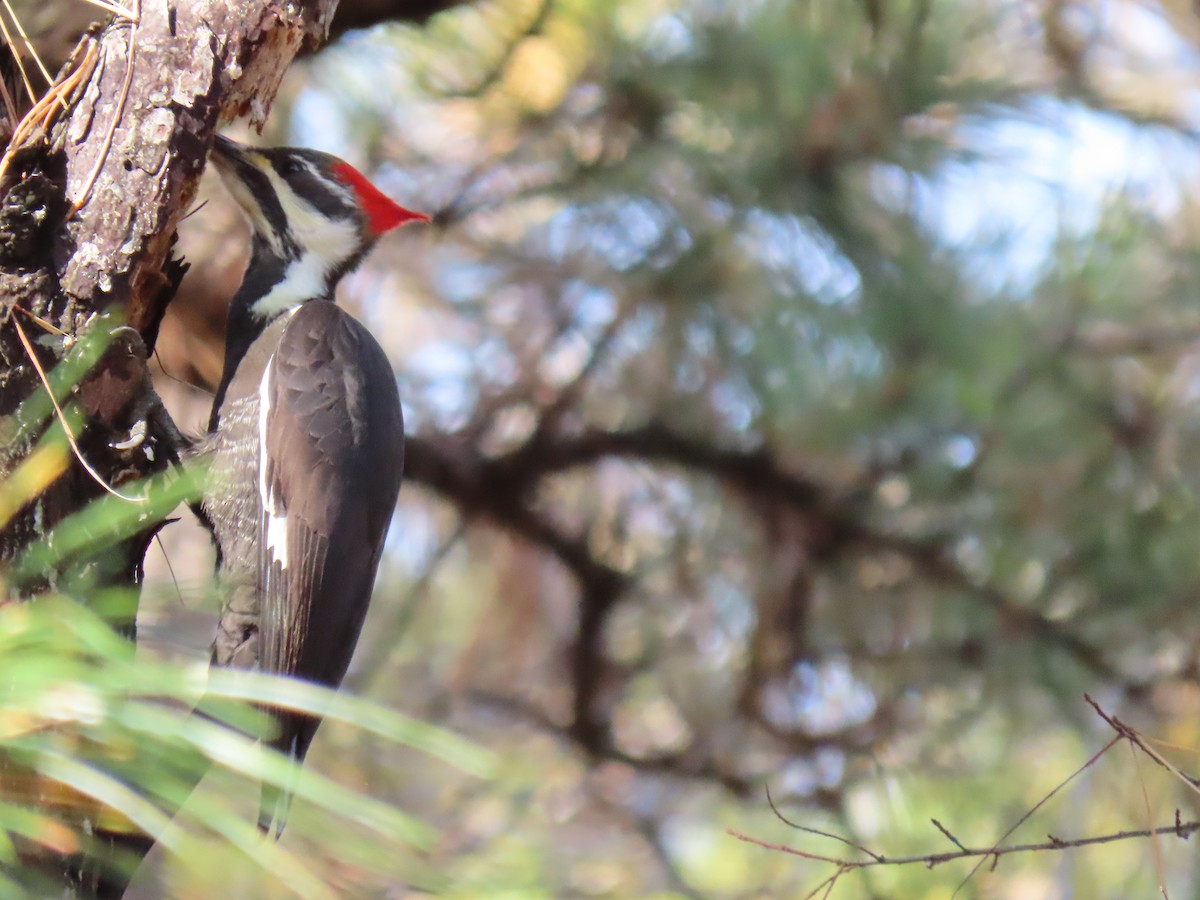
258 301 404 763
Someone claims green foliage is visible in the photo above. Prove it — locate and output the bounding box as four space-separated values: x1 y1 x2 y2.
0 334 489 894
17 0 1200 895
0 588 489 895
277 0 1200 895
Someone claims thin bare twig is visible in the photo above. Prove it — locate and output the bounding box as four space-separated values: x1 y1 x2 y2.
730 818 1200 872
150 347 215 398
1086 694 1200 794
766 786 882 862
1129 740 1169 899
179 197 210 221
952 731 1122 896
803 864 852 900
931 818 967 851
152 532 184 605
742 699 1200 895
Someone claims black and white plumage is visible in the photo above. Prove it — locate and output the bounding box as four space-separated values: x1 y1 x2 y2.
199 135 426 834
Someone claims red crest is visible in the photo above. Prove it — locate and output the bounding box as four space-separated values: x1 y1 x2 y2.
331 161 430 235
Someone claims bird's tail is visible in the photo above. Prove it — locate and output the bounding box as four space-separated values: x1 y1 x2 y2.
258 731 301 839
258 783 293 839
258 714 322 838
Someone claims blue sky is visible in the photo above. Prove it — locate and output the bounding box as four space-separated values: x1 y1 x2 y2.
921 99 1198 291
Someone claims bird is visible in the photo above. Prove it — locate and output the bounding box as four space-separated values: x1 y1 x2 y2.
197 134 427 835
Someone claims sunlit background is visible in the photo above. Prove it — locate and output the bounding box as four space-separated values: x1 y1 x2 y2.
122 0 1200 895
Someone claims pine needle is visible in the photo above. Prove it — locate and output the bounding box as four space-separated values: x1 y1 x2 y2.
0 6 36 105
12 313 148 504
0 0 51 84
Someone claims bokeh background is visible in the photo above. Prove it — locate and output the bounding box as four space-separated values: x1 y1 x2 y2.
25 0 1200 896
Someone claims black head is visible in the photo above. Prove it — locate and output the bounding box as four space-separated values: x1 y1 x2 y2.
210 135 428 312
206 136 427 429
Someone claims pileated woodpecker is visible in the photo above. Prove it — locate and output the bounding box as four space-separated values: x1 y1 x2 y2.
199 135 427 834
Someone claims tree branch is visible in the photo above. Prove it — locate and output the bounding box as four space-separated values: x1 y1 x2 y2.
728 820 1200 891
737 697 1197 897
405 424 1121 684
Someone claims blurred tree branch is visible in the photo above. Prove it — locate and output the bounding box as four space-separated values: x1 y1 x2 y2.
407 421 1123 719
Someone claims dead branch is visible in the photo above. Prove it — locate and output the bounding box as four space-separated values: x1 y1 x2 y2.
730 820 1200 897
733 697 1200 897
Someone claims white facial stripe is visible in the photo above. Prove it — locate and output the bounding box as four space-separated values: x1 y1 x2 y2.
298 158 356 204
262 166 357 243
258 356 289 571
217 161 287 259
243 166 361 322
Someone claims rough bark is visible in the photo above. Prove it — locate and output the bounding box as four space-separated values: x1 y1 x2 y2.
0 0 344 574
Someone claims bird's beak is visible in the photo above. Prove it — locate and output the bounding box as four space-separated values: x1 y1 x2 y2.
210 134 267 179
209 134 286 250
211 132 239 159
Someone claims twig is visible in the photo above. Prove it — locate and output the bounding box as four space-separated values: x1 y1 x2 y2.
740 699 1200 895
931 819 966 851
179 197 210 221
766 786 882 862
803 865 852 900
1129 740 1169 898
729 818 1200 871
951 731 1122 896
152 532 185 605
150 347 215 398
1086 694 1200 793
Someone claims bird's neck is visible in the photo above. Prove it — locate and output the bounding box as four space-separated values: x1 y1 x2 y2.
209 238 335 430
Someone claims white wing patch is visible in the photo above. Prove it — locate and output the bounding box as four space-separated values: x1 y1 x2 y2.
258 355 289 571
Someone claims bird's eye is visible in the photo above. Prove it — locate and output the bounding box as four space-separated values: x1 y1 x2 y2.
276 158 305 178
